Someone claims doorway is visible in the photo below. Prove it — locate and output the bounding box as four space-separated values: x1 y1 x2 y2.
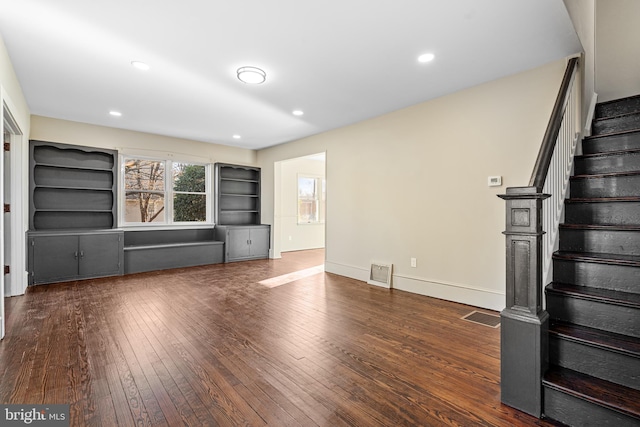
274 153 326 257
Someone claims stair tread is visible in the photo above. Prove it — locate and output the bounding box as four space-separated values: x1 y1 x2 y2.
547 282 640 308
543 366 640 419
571 170 640 179
550 320 640 357
597 93 640 108
593 110 640 123
553 251 640 267
566 197 640 203
584 128 640 142
559 223 640 231
576 148 640 159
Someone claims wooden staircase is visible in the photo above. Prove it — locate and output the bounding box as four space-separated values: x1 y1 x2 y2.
542 95 640 426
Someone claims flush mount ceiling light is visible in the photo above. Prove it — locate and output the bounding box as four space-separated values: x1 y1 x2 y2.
233 134 241 139
418 53 435 63
237 66 266 84
109 111 122 117
292 110 304 116
131 61 150 71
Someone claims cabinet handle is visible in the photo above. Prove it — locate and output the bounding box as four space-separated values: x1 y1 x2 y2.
74 251 79 259
80 251 85 259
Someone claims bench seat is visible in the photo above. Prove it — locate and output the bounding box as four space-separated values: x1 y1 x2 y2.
123 229 224 274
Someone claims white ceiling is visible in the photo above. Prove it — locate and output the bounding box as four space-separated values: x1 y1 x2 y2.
0 0 581 150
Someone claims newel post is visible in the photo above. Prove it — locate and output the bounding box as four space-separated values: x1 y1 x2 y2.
497 186 550 417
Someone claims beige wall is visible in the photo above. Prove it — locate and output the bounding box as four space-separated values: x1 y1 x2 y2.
564 0 596 132
595 0 640 102
0 36 30 128
258 59 568 310
277 155 325 253
30 115 256 166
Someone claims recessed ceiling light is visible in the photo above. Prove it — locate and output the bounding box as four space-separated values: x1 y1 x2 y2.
131 61 150 71
237 66 266 84
292 110 304 116
233 134 241 139
109 111 122 117
418 53 435 63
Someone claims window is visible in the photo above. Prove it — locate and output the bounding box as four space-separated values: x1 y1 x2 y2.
123 157 209 225
297 175 325 224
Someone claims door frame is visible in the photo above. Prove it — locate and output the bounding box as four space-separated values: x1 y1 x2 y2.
1 95 27 339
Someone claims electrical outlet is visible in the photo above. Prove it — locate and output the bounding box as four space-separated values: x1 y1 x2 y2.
410 258 417 268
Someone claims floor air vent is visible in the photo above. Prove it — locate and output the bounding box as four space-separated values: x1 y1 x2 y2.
367 262 392 288
461 311 501 328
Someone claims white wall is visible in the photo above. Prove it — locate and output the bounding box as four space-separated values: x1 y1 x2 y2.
277 154 325 253
258 59 568 311
595 0 640 102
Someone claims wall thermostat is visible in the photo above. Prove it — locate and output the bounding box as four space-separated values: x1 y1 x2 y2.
488 176 502 187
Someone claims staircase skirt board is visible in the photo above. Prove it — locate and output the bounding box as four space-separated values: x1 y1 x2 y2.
553 256 640 293
549 335 640 391
570 173 640 198
546 289 640 338
558 226 640 256
543 386 640 427
583 130 640 155
574 150 640 175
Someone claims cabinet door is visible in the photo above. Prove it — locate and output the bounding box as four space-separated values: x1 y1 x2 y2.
79 233 123 278
227 228 251 260
31 235 79 284
249 227 270 257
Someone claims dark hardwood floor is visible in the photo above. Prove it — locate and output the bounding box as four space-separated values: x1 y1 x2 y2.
1 249 557 426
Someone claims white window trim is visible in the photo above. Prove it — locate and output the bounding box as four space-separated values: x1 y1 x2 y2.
119 154 213 227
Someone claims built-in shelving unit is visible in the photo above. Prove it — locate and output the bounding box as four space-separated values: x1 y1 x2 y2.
30 141 117 230
28 141 122 285
214 163 270 262
215 163 261 225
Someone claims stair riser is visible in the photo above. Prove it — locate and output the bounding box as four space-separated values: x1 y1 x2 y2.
559 228 640 256
571 175 640 198
574 152 640 175
596 97 640 120
565 201 640 226
592 114 640 136
553 258 640 293
546 293 640 338
550 337 640 391
583 132 640 155
543 387 640 427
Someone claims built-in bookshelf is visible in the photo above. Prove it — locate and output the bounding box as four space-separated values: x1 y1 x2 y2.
29 140 117 230
214 163 261 225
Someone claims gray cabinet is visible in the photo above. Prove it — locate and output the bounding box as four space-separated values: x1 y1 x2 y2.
214 225 270 262
28 230 124 285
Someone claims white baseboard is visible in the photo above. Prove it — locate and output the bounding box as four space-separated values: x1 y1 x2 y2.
324 261 504 311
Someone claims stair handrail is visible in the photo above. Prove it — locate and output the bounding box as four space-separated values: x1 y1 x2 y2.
498 56 581 418
530 57 580 190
